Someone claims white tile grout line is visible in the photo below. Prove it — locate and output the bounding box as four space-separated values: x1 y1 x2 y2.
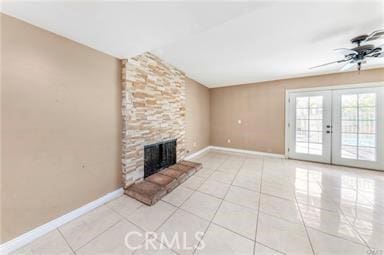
73 218 124 253
57 228 76 254
312 177 373 250
286 160 316 255
191 154 246 255
250 157 288 255
253 155 264 255
290 162 373 252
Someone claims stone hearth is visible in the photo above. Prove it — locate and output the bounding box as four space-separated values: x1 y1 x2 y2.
125 160 202 205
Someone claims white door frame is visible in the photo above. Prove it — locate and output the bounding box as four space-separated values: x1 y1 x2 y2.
285 81 384 159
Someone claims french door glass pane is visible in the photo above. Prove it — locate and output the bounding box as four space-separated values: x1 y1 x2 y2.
297 109 309 119
309 143 322 155
309 131 322 143
342 107 357 120
342 121 358 133
340 93 377 161
358 93 375 106
295 96 323 156
358 147 376 161
296 142 308 153
359 121 376 133
359 107 375 120
341 145 357 159
296 97 309 108
358 134 375 147
342 133 357 146
296 130 308 142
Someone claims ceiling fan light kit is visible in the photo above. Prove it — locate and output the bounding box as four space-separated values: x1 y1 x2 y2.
311 29 384 72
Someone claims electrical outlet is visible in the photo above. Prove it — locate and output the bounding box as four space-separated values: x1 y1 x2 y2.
193 142 197 147
238 119 242 124
227 139 231 144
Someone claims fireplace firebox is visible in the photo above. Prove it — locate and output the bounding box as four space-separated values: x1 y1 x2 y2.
144 139 176 178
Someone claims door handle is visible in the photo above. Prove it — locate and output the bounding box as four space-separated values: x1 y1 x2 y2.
326 131 332 134
326 125 332 128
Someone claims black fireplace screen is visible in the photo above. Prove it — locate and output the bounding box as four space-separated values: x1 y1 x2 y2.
144 139 176 178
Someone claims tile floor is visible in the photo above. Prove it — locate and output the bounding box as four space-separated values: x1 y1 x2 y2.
12 150 384 255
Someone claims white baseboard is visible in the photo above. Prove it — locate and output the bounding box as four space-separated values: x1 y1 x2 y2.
209 146 285 158
0 188 124 254
184 146 211 160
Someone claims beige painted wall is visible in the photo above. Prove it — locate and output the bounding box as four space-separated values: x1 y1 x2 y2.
1 14 122 242
185 78 210 155
210 68 384 155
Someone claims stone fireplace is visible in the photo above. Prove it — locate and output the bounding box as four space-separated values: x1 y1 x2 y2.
121 52 187 188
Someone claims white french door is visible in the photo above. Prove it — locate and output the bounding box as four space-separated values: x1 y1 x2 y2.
332 87 384 170
288 86 384 170
288 91 332 163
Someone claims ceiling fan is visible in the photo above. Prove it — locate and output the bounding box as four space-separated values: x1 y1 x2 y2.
310 29 384 72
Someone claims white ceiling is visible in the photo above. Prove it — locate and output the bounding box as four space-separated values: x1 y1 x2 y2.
2 1 384 88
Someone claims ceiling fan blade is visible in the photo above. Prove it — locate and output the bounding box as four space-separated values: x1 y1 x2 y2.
334 48 358 56
340 61 356 71
365 29 384 41
366 44 384 57
309 59 348 69
369 52 384 58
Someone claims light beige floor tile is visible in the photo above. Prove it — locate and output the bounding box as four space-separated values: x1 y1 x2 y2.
133 241 177 255
156 209 210 255
215 166 239 174
197 224 254 255
308 228 369 255
241 158 263 171
254 242 284 255
260 194 301 223
347 216 384 250
232 174 261 192
203 158 225 169
194 167 215 179
299 204 363 244
261 181 296 201
295 193 339 213
59 205 121 250
161 186 194 207
237 168 262 178
219 159 244 172
225 186 260 210
181 176 205 190
76 220 143 255
256 213 313 254
181 192 221 221
11 230 73 255
127 201 177 232
213 201 258 240
208 171 236 184
339 202 384 223
198 180 230 199
107 195 143 218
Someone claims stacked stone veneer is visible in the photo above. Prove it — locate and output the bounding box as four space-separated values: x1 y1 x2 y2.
122 52 187 188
